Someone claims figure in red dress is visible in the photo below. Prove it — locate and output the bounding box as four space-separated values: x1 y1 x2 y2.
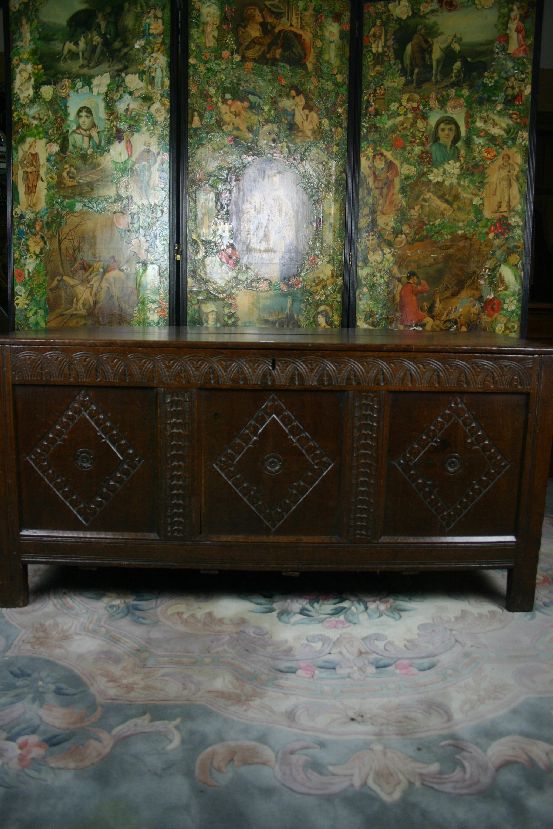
399 270 431 327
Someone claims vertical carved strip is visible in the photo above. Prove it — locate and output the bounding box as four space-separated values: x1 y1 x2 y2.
163 391 193 537
350 393 380 539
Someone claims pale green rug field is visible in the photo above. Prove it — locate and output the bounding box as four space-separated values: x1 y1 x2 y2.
1 485 553 827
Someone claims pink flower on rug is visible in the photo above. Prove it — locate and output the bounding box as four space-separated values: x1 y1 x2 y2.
395 660 416 676
1 735 48 769
323 618 350 629
297 663 316 679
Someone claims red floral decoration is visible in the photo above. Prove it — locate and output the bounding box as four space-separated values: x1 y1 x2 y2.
483 297 502 318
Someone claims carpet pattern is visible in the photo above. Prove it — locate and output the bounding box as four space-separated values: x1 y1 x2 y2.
1 488 553 827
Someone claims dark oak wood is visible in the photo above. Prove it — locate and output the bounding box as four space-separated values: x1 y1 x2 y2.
1 328 553 611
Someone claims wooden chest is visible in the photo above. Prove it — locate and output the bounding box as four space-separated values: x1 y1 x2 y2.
1 328 552 611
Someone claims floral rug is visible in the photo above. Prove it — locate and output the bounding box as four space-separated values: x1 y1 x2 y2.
2 487 553 828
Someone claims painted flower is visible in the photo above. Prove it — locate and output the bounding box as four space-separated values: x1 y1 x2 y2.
14 63 33 102
483 147 497 161
391 136 405 150
428 161 460 185
483 296 502 318
149 101 166 122
14 293 29 310
14 268 25 283
39 85 54 101
221 50 231 60
125 74 145 94
401 164 416 177
277 75 286 85
92 73 110 95
218 244 239 268
488 220 509 237
27 235 45 255
25 255 37 272
58 78 71 98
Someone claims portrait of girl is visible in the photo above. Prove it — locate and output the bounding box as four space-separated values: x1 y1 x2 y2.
430 114 462 167
68 98 104 153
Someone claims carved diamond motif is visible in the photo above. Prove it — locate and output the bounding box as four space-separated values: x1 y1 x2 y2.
394 397 510 530
27 390 143 525
213 394 334 531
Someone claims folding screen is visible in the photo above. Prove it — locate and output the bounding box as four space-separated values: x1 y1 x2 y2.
9 0 171 328
7 0 540 334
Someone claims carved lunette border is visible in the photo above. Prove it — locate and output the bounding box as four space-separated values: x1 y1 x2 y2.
11 349 535 391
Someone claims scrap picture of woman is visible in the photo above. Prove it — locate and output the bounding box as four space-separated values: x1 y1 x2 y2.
19 139 42 209
431 115 462 166
68 104 103 153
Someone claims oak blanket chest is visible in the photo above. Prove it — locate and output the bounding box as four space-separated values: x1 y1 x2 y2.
1 328 552 611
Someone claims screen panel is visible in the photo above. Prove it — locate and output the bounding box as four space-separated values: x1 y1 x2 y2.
10 0 171 328
186 0 350 328
357 0 537 335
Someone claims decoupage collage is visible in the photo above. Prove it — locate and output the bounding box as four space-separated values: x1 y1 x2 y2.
186 0 351 329
8 0 537 332
357 0 536 334
10 0 171 328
